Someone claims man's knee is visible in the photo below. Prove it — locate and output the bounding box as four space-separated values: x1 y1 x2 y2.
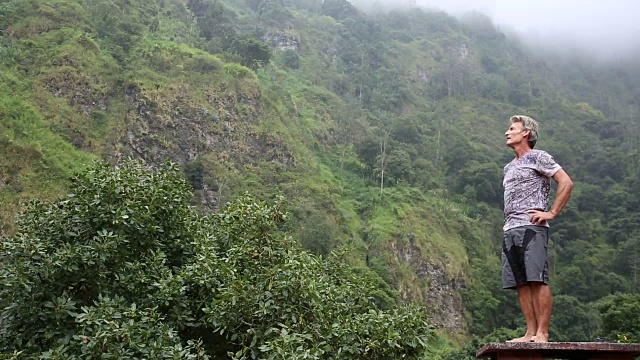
528 281 548 289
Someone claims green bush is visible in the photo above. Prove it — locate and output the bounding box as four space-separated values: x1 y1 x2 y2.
281 49 300 69
0 160 433 359
230 36 271 70
597 294 640 342
223 62 257 80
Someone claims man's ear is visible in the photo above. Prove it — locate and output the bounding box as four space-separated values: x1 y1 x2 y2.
522 129 530 138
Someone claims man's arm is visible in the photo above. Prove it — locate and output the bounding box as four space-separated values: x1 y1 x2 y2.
528 169 574 225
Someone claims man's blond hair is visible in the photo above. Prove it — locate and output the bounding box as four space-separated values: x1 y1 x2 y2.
510 115 539 149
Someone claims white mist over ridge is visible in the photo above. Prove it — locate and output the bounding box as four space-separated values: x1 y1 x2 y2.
350 0 640 62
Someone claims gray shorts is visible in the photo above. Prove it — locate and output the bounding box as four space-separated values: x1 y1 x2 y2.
502 225 549 289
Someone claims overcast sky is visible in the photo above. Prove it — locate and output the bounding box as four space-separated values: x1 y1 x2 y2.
414 0 640 61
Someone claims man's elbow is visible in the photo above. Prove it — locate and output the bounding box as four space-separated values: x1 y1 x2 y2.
563 178 574 190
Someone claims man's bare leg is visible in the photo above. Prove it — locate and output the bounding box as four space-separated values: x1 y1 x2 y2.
508 284 538 342
531 282 552 342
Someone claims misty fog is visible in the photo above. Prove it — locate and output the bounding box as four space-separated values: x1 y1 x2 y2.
350 0 640 63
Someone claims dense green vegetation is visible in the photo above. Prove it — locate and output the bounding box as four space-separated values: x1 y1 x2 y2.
1 0 640 356
0 161 432 358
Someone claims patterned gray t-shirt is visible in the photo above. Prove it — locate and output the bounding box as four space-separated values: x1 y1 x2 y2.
503 149 562 231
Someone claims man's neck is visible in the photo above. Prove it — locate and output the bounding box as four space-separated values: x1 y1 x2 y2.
512 144 532 158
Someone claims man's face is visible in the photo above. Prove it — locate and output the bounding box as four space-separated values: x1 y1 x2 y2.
505 121 529 148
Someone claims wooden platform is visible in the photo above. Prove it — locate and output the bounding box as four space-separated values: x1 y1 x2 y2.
477 342 640 360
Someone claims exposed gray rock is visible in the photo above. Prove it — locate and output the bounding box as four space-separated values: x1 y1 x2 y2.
459 43 469 60
119 83 295 212
45 70 109 116
417 68 430 84
389 238 466 333
263 31 299 51
200 183 219 209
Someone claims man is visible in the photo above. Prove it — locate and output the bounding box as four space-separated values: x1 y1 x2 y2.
502 115 573 343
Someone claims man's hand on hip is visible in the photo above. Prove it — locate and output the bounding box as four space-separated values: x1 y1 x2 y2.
528 210 556 225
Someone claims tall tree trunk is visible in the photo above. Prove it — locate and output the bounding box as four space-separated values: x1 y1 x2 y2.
379 129 389 194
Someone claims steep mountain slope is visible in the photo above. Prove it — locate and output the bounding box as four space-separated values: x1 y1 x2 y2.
1 0 639 342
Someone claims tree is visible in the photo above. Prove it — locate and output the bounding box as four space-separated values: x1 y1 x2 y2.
616 236 640 292
355 135 379 179
321 0 359 20
196 0 236 45
454 160 503 205
282 0 321 12
0 1 15 23
79 0 148 60
299 211 334 256
256 0 291 26
597 294 640 342
0 160 434 359
549 295 599 342
373 127 390 194
187 0 208 18
385 149 414 185
0 160 207 357
281 49 300 69
231 36 272 70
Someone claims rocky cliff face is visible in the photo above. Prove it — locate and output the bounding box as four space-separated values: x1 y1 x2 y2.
116 77 295 210
123 82 245 162
389 238 467 333
263 30 299 52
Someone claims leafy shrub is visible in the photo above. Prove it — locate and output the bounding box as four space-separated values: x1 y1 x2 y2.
223 63 257 80
597 294 640 342
185 54 224 73
230 36 272 70
281 49 300 69
0 160 433 359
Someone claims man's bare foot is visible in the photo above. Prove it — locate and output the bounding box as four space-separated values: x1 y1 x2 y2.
507 335 535 342
533 334 549 343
